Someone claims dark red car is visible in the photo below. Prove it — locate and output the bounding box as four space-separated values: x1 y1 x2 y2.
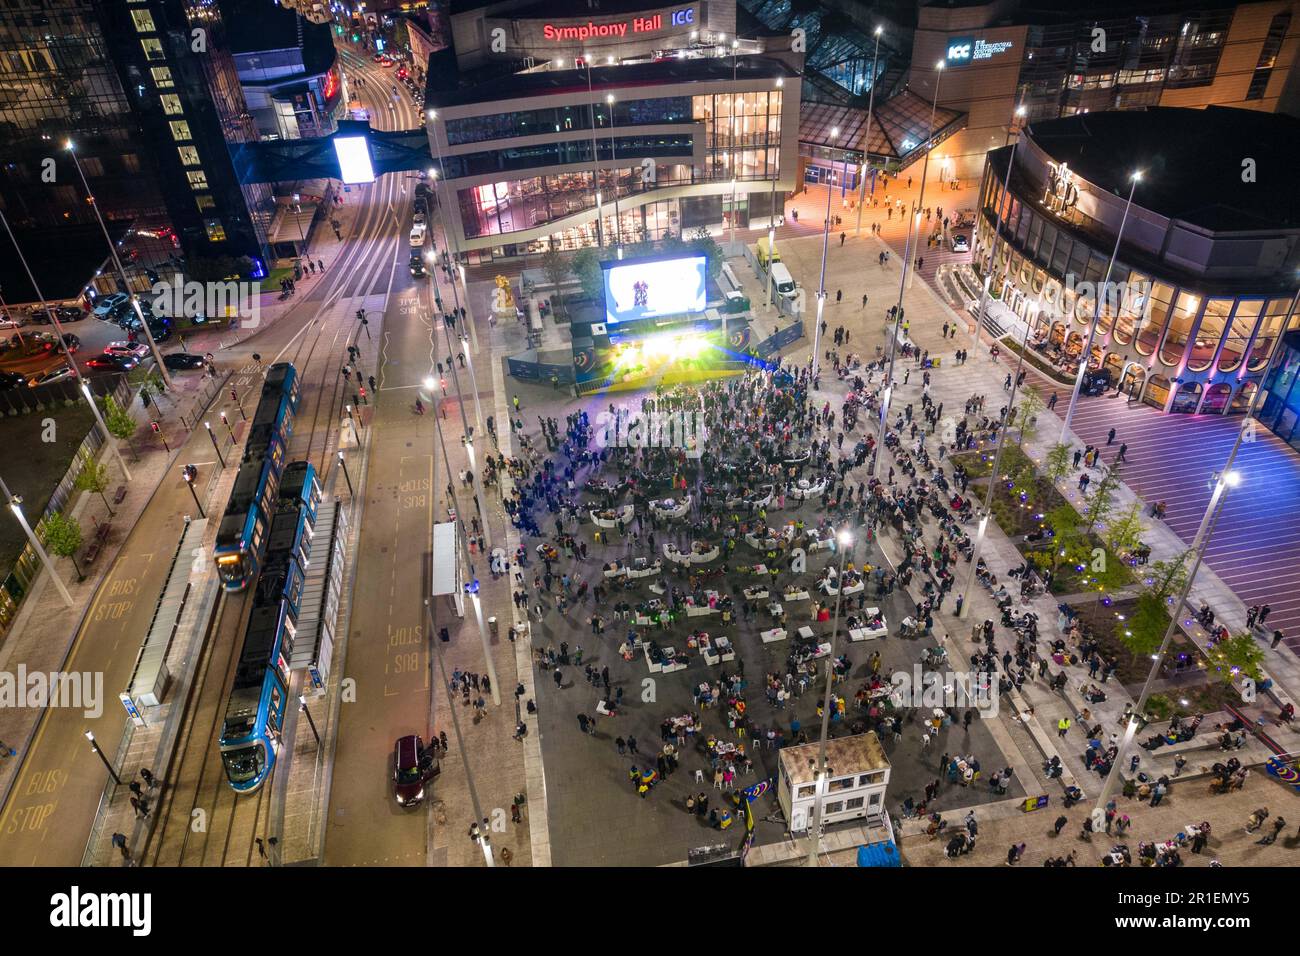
392 734 438 807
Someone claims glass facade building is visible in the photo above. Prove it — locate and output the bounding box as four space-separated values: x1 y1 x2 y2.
429 57 799 261
0 0 271 271
972 107 1300 416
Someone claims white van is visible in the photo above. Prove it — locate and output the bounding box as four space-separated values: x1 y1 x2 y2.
769 262 797 298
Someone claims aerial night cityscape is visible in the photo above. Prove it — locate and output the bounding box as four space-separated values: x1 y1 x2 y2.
0 0 1298 929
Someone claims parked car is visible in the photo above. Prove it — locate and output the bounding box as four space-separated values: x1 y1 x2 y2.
0 314 24 331
85 354 139 373
950 234 970 253
163 351 207 370
58 333 81 354
380 56 394 68
91 293 130 319
104 341 150 361
0 371 28 390
413 196 428 216
28 305 85 324
392 734 438 807
26 363 76 387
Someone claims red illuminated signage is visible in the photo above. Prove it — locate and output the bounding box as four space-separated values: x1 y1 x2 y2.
542 14 671 41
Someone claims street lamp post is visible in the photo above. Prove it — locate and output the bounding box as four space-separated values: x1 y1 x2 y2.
84 730 122 787
220 410 235 443
908 61 944 291
0 208 132 481
870 209 920 477
425 114 480 353
584 62 605 249
424 599 495 866
205 422 226 468
1063 172 1142 436
956 315 1033 618
811 127 840 380
181 466 205 517
971 116 1023 342
425 378 500 706
0 475 73 606
805 529 853 866
855 26 884 237
337 451 355 496
299 696 321 746
66 142 172 389
605 94 622 257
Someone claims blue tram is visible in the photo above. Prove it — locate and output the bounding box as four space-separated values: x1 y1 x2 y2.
219 460 321 793
213 362 300 590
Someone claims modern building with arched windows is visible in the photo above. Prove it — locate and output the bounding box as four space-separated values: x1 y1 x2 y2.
973 106 1300 416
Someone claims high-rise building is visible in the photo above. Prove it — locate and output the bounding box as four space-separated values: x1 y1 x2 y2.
0 0 273 272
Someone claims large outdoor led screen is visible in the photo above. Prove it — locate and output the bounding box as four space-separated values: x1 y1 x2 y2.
602 254 707 324
333 135 376 184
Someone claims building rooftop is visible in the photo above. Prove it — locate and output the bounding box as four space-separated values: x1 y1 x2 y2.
1025 107 1300 233
779 732 890 787
801 89 966 166
220 0 337 77
0 223 127 305
922 0 1243 26
425 54 799 109
449 0 678 16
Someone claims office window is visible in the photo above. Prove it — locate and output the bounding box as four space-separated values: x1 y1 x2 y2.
824 801 844 815
204 218 227 241
846 797 865 810
140 38 165 61
196 194 216 211
79 156 105 177
122 154 142 174
160 94 184 116
169 120 192 141
186 170 209 189
131 10 157 32
151 66 174 89
177 146 201 166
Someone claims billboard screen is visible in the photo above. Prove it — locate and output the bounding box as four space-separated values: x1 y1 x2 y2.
602 253 707 324
334 135 376 184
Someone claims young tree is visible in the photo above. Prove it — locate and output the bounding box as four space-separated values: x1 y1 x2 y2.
42 511 84 582
1118 590 1168 663
1145 550 1190 603
570 246 606 302
1044 502 1089 574
539 243 570 319
1103 501 1147 559
685 226 724 278
1209 633 1265 684
1044 442 1073 486
1013 388 1046 448
99 394 139 459
1080 463 1122 537
74 458 116 516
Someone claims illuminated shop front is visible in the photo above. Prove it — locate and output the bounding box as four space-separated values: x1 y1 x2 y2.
428 56 799 263
972 107 1300 415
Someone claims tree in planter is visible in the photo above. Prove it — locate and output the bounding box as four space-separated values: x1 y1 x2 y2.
1208 632 1265 685
74 459 116 516
1103 501 1148 561
1044 442 1073 487
1080 463 1122 537
571 246 606 303
685 226 724 279
1013 388 1046 448
42 511 85 582
539 243 570 320
1118 590 1169 663
100 395 140 459
1044 502 1089 575
1145 550 1190 603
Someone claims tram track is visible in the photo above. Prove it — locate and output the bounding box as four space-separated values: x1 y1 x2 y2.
136 54 409 865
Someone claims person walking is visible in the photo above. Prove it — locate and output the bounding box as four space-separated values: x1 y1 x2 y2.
1116 442 1128 464
1272 629 1285 649
1053 815 1068 836
1057 717 1071 738
616 736 626 755
552 668 563 689
1107 427 1117 445
1077 473 1091 492
862 293 869 309
1047 392 1058 411
627 735 638 754
140 768 158 790
1007 842 1025 865
111 832 132 862
1260 604 1273 626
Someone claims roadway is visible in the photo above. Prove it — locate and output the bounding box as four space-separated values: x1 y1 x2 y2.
0 48 411 866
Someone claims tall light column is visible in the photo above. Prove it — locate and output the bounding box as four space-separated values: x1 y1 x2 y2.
908 60 944 291
811 126 840 380
606 94 622 257
805 529 853 866
765 75 783 311
425 377 500 705
0 208 132 481
586 60 605 249
66 142 172 389
1063 171 1142 435
870 208 919 478
970 123 1023 343
426 113 479 353
854 26 883 237
0 475 72 607
729 38 740 252
956 315 1033 618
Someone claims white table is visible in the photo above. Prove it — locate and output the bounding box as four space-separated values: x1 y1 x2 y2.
797 625 815 640
761 627 788 644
